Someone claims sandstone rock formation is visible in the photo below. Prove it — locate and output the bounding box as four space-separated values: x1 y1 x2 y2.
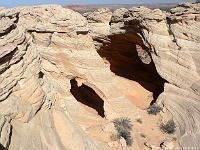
0 2 200 150
83 8 112 49
88 7 166 109
87 2 200 149
0 5 138 150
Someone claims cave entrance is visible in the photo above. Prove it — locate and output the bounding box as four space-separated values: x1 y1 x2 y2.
70 79 105 117
97 34 166 108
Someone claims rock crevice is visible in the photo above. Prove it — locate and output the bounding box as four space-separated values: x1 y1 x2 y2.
0 3 200 149
86 3 200 149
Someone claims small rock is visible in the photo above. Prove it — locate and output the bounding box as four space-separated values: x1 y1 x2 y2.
108 141 119 148
102 122 115 132
119 138 127 148
160 141 174 150
145 142 160 150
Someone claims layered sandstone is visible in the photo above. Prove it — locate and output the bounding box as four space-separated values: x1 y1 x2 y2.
0 2 200 150
90 2 200 149
0 5 138 150
83 8 112 49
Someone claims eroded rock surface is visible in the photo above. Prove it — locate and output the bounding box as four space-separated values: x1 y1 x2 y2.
0 5 138 150
83 8 112 49
0 2 200 150
94 2 200 149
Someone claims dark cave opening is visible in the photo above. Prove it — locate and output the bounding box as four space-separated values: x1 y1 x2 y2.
70 79 105 117
97 34 166 104
0 143 6 150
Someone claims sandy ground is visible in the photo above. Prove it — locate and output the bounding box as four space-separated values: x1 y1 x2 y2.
79 107 179 149
79 107 179 150
75 75 179 149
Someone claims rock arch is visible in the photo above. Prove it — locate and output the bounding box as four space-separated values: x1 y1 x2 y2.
70 79 105 117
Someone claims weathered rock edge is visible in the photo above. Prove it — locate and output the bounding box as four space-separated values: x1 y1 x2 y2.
86 2 200 149
0 2 200 149
0 5 138 150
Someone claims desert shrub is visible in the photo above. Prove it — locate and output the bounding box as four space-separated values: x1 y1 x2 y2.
136 118 142 124
160 119 176 134
113 117 133 146
196 0 200 3
118 130 133 146
113 117 132 132
147 103 163 115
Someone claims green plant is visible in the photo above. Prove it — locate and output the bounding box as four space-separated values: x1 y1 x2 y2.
140 133 146 138
160 119 176 134
118 130 133 146
113 117 133 146
113 117 133 132
147 103 163 115
136 118 142 124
